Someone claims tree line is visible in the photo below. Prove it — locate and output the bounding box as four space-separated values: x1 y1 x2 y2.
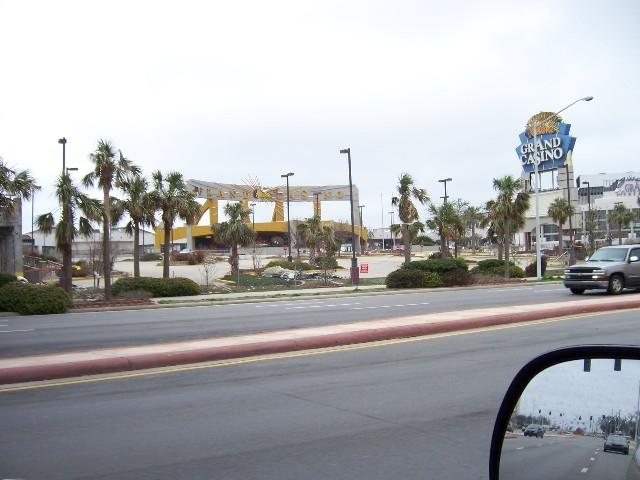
0 141 261 300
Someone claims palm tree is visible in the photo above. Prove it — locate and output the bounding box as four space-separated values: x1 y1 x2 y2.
492 176 530 279
451 199 469 257
36 174 102 293
318 224 339 284
391 173 429 264
214 202 255 276
608 203 635 245
0 157 39 214
463 206 486 252
296 215 323 265
150 171 201 278
482 199 504 260
426 203 460 258
547 197 575 255
115 175 156 277
391 221 425 250
583 209 598 256
83 140 141 299
37 212 55 256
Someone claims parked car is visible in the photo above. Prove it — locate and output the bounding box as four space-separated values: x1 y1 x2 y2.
523 424 545 438
604 434 630 454
563 245 640 295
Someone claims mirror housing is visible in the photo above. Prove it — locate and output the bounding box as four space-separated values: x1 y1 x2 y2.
630 255 639 263
489 345 640 479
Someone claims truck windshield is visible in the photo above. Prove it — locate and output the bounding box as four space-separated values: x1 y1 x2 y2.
588 249 628 262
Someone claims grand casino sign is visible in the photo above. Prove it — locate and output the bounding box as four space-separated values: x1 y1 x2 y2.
515 112 577 173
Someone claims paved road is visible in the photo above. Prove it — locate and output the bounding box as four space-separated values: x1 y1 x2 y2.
501 434 631 479
2 309 640 479
1 284 635 357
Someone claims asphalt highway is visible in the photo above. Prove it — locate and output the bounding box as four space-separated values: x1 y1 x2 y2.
501 435 631 479
1 283 628 357
2 308 640 479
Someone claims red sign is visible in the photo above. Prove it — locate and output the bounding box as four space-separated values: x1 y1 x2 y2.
360 263 369 273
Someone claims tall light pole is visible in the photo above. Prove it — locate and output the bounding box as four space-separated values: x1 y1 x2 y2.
250 202 256 255
530 96 593 279
358 205 365 253
582 181 593 254
281 172 294 262
438 178 452 204
340 147 359 285
58 137 67 174
388 211 395 250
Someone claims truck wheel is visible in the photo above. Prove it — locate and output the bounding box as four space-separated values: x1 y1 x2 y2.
608 274 624 295
570 288 585 295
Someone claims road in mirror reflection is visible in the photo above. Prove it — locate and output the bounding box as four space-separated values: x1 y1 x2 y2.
501 359 640 479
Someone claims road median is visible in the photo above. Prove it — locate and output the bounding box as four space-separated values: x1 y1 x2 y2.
2 294 639 385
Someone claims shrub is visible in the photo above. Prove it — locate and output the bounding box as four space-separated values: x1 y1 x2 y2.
524 256 547 277
141 252 162 261
404 257 468 273
385 269 428 288
428 252 443 259
314 256 338 270
0 273 17 289
440 269 474 286
471 261 524 278
112 277 201 297
170 251 205 264
0 283 71 315
264 259 312 270
423 271 443 288
475 259 505 270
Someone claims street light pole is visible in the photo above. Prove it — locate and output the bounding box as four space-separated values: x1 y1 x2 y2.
58 137 67 174
438 178 452 204
388 211 395 250
582 181 593 254
281 173 294 262
529 96 593 279
340 148 359 285
358 205 365 253
250 202 256 255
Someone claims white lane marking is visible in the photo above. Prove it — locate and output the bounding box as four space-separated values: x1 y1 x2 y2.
491 288 534 292
0 329 34 333
284 302 361 311
516 447 524 450
590 457 595 461
581 467 588 473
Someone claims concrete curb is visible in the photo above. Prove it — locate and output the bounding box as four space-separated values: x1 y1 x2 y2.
1 295 638 385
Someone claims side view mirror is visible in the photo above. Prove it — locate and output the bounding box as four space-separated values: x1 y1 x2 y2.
490 345 640 479
585 256 590 261
630 256 639 263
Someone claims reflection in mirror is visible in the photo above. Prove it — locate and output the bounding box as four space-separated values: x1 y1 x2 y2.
500 359 640 480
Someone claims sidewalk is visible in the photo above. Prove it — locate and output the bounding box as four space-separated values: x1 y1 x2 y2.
2 294 640 385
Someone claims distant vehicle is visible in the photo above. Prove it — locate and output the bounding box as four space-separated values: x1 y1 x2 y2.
604 434 629 454
179 248 192 254
523 424 545 438
564 245 640 295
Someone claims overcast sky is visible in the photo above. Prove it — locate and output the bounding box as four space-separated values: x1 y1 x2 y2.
1 0 639 231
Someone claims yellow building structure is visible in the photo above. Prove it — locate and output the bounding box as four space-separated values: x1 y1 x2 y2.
154 180 367 252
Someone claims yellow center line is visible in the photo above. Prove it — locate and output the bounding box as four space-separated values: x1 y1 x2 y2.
0 308 635 393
